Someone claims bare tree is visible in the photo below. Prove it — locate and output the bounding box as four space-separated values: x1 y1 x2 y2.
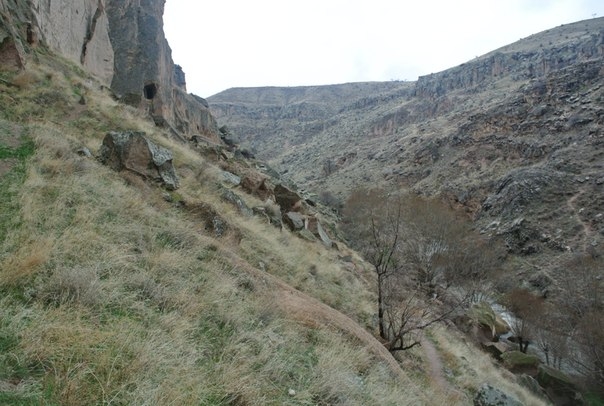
533 308 569 369
342 188 405 339
503 288 543 353
555 253 604 391
341 189 496 351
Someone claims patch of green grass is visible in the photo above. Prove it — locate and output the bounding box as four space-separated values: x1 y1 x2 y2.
0 139 34 159
585 392 604 406
0 318 43 384
0 138 34 245
0 392 45 406
195 312 236 363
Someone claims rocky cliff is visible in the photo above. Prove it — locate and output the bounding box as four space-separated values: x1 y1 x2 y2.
208 17 604 281
0 0 219 142
416 18 604 98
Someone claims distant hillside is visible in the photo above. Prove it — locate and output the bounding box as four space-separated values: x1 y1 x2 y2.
209 17 604 280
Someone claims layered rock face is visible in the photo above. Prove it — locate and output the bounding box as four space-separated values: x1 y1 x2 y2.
208 17 604 276
416 19 604 98
0 0 219 142
32 0 114 84
104 0 218 142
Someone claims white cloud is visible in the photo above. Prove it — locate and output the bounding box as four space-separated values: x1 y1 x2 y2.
163 0 603 97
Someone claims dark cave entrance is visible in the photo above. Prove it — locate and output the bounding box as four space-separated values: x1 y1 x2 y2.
143 83 158 100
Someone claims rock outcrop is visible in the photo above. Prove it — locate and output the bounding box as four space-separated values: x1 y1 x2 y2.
99 131 179 190
473 383 523 406
104 0 219 142
0 0 219 142
416 19 604 98
208 17 604 278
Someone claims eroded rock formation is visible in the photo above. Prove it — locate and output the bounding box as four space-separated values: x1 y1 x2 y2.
0 0 219 142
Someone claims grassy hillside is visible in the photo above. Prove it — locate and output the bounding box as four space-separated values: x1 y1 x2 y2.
0 51 545 405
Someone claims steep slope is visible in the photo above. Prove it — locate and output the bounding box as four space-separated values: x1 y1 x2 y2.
0 5 553 405
0 38 551 406
209 17 604 279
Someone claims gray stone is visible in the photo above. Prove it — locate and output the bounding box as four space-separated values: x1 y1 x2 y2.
76 147 92 158
316 220 335 248
297 229 317 242
99 131 179 190
473 383 522 406
284 212 305 231
219 170 241 186
221 189 252 217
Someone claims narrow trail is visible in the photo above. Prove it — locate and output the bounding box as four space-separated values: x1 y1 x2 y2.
567 188 592 252
420 336 449 392
420 335 466 402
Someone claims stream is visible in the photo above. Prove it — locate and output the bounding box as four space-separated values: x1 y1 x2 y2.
488 301 580 376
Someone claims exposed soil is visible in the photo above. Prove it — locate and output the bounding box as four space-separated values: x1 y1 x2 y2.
421 336 466 401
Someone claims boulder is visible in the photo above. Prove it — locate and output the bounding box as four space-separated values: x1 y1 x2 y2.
473 383 523 406
241 172 273 201
536 365 584 405
221 189 252 217
501 350 540 374
481 342 511 361
306 216 335 248
99 131 179 190
283 212 305 231
469 302 510 340
274 184 302 213
218 170 241 186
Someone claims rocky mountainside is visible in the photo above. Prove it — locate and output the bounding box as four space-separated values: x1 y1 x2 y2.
1 0 600 402
209 17 604 281
0 2 553 404
0 0 218 142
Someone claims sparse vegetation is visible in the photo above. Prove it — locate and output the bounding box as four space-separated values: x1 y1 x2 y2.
0 27 567 404
341 188 500 352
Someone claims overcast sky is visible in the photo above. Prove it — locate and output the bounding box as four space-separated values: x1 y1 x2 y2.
164 1 603 98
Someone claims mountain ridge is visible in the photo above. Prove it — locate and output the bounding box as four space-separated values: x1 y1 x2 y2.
208 17 604 280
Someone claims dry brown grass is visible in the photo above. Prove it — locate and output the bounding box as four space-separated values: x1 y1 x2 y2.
0 54 548 405
10 71 39 89
428 326 548 406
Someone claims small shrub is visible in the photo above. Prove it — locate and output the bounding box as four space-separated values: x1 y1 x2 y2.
11 71 38 89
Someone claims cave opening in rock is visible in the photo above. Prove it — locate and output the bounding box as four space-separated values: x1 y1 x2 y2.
143 83 157 100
